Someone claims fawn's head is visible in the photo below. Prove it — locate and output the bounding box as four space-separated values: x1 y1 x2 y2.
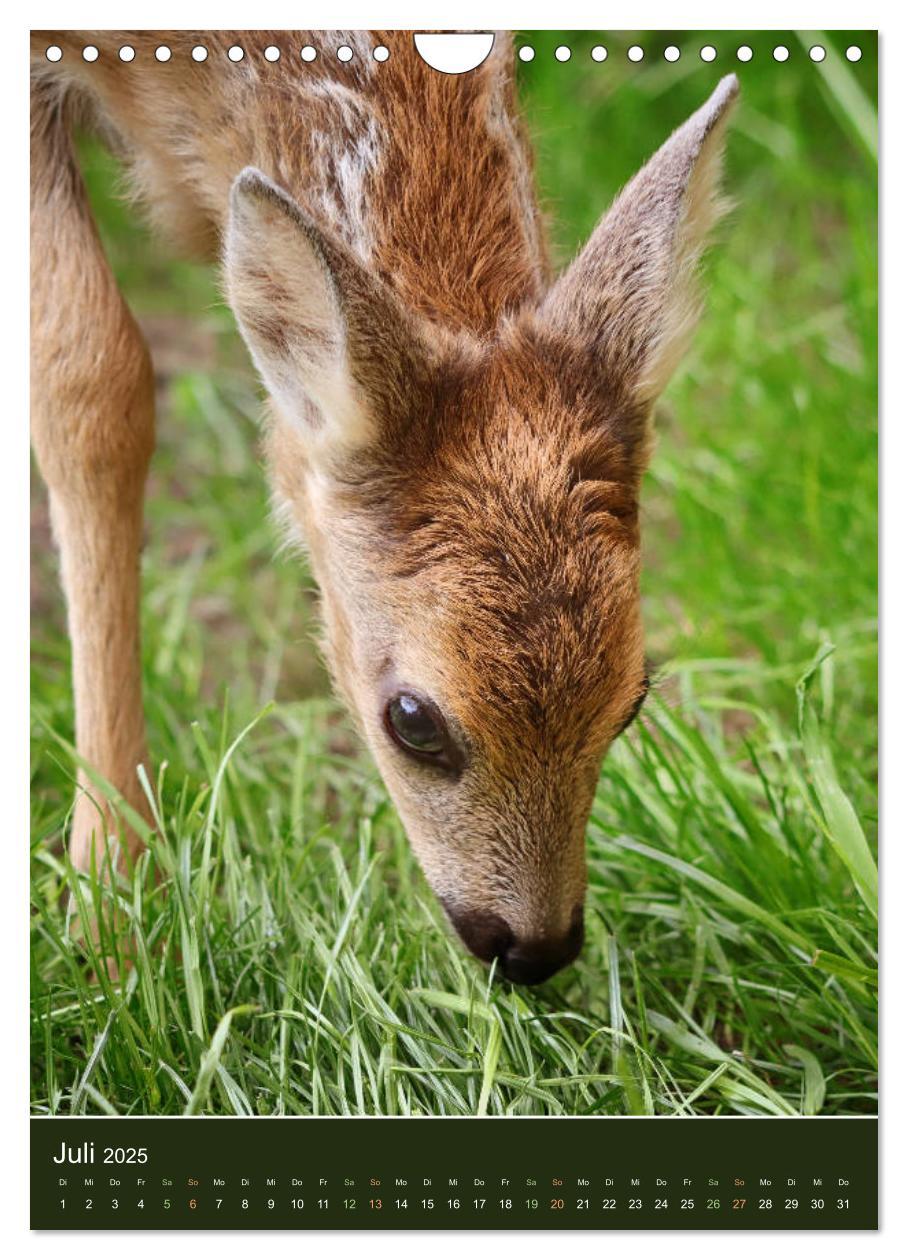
225 76 738 983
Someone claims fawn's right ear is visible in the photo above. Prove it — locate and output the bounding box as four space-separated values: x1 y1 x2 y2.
538 75 738 421
225 168 432 468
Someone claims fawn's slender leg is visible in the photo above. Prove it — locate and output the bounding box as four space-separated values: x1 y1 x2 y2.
31 84 155 870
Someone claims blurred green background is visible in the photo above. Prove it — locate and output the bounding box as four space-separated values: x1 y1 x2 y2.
31 32 877 1117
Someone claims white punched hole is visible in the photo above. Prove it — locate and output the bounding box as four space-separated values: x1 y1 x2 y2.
628 45 644 63
846 45 862 62
373 45 390 62
155 46 172 63
45 45 63 62
264 45 280 62
118 45 136 62
82 45 99 62
301 45 317 62
555 45 571 62
228 45 244 62
591 45 607 62
664 45 681 62
737 45 754 62
191 45 208 62
413 32 494 74
773 45 790 62
337 45 353 62
700 45 717 62
518 45 535 62
809 45 826 62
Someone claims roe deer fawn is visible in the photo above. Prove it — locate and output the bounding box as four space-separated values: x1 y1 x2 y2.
31 31 737 984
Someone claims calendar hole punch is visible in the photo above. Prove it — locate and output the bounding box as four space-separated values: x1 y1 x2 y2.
413 32 495 74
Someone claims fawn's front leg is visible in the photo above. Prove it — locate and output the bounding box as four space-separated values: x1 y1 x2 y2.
31 86 155 872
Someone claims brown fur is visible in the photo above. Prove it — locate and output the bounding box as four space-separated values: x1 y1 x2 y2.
30 30 737 979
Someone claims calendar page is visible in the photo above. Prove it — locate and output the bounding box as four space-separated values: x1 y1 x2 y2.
29 26 878 1233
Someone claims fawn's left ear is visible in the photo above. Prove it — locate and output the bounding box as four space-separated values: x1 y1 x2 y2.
539 75 738 415
225 168 432 469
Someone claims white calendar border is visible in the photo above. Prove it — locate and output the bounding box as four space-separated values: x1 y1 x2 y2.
6 0 900 1254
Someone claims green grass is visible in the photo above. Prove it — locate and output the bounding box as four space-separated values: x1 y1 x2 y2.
30 31 877 1116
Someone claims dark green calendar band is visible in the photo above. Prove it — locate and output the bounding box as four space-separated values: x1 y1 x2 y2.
31 1116 877 1230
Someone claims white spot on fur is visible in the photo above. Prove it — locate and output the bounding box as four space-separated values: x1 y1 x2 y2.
303 81 381 260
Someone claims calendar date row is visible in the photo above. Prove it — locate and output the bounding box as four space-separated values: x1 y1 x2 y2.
57 1194 856 1214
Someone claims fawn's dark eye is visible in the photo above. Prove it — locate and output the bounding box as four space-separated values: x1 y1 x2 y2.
384 691 454 766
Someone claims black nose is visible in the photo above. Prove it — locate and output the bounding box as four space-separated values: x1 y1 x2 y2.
443 905 514 963
443 903 584 986
499 911 584 985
